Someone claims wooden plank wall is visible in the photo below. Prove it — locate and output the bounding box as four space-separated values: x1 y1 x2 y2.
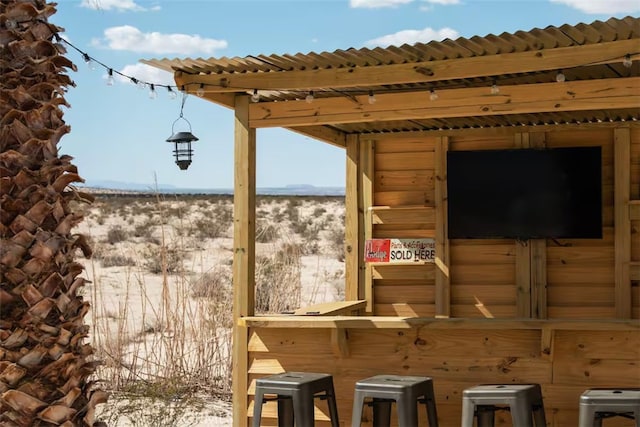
247 326 640 426
370 127 638 320
631 128 640 319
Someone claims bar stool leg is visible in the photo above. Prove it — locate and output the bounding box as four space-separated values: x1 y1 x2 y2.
476 406 494 427
510 399 533 427
460 399 475 427
253 390 265 427
423 382 439 427
326 383 340 427
291 392 313 427
578 405 597 427
351 390 366 427
372 398 392 427
634 408 640 427
397 400 418 427
277 397 294 427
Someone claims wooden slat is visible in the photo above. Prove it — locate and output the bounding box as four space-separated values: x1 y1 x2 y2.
175 39 639 91
631 262 640 281
374 302 435 317
553 358 640 386
371 263 435 281
515 241 532 318
375 151 434 171
369 205 435 224
554 330 640 360
374 190 434 206
615 127 632 318
631 200 640 221
435 136 450 318
249 77 640 128
531 239 547 319
374 170 434 192
293 300 367 316
232 94 255 427
450 264 515 285
375 284 435 304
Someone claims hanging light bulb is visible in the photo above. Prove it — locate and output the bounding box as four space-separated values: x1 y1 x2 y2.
305 91 314 103
429 88 438 101
623 54 633 68
83 53 95 71
106 68 114 86
368 90 376 105
137 80 146 90
167 86 177 100
490 80 499 94
251 89 260 103
196 84 205 97
149 84 157 99
556 70 566 82
130 77 138 86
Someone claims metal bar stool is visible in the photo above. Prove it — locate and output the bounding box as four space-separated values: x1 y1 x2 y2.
461 384 547 427
351 375 439 427
252 372 339 427
579 389 640 427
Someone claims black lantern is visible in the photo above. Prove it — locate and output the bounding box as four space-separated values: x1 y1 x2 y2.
167 93 199 170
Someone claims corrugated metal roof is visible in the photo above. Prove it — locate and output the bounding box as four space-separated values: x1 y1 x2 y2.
145 16 638 77
143 16 640 135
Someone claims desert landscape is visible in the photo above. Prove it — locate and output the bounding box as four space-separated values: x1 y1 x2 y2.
72 192 346 426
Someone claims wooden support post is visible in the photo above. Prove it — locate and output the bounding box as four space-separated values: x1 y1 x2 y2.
614 127 631 319
232 95 256 427
514 133 532 318
529 133 548 319
361 138 374 313
541 327 555 360
435 136 450 318
345 134 360 302
331 328 350 358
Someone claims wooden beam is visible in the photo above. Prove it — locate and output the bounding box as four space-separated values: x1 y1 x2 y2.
435 136 450 318
232 94 256 427
345 134 360 302
249 77 640 128
361 138 374 313
330 328 350 358
172 40 639 91
630 200 640 221
287 125 347 148
614 127 631 319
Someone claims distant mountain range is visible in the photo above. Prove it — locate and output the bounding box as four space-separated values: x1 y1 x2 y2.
79 180 345 196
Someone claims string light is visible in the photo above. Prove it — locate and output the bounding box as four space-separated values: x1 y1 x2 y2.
623 54 633 68
556 70 566 82
490 80 499 94
196 84 205 97
429 88 438 101
106 69 114 86
82 52 95 70
368 90 376 104
167 86 177 100
149 84 157 99
251 89 260 103
305 91 314 103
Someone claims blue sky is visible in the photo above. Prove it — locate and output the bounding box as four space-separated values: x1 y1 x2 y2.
50 0 639 189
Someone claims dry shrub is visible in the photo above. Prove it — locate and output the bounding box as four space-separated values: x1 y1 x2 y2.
106 225 128 244
143 243 185 274
255 242 302 313
100 254 136 267
256 221 279 243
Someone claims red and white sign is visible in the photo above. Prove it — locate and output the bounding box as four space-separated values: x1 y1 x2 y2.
364 238 436 263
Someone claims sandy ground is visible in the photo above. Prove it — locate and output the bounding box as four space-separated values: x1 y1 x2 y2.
72 195 345 426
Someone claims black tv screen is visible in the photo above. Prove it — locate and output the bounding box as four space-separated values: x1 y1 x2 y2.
447 147 602 239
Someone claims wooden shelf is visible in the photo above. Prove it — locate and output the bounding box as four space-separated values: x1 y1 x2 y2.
241 316 640 331
369 205 435 224
631 200 640 221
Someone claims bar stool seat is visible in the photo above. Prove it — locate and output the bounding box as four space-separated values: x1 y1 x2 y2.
351 375 439 427
579 389 640 427
252 372 339 427
461 384 546 427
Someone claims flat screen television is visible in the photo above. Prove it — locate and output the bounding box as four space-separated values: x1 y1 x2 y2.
447 146 602 240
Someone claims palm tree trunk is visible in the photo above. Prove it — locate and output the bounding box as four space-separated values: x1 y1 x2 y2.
0 1 107 425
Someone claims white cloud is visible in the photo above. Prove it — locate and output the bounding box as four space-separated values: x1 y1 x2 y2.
80 0 148 12
350 0 413 8
549 0 640 14
96 25 228 56
114 63 174 86
365 27 459 47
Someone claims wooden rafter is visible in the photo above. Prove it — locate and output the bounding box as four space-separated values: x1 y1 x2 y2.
171 40 639 92
248 77 640 128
